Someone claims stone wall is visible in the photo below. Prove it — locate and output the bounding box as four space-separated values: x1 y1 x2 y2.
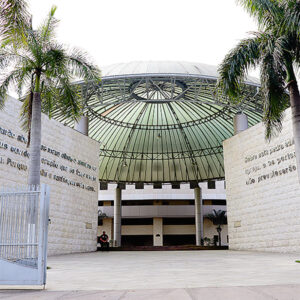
0 96 99 256
223 108 300 252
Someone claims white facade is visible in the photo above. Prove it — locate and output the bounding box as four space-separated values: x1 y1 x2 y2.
98 182 228 246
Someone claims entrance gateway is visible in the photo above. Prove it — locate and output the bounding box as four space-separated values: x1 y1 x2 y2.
54 61 264 247
0 185 50 285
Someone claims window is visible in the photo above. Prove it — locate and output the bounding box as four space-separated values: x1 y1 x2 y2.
99 182 108 190
121 218 153 225
207 181 216 189
122 200 153 206
135 182 144 189
203 200 212 205
153 182 162 189
211 200 226 206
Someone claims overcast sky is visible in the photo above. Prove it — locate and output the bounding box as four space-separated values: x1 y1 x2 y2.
27 0 259 74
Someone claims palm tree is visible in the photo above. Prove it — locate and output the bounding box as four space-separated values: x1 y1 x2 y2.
0 2 101 187
217 0 300 179
205 209 227 247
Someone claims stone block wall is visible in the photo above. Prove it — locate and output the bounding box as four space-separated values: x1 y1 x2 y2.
0 96 99 256
223 108 300 252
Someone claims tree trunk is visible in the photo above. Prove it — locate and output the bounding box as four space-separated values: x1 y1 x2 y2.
289 80 300 182
28 92 41 187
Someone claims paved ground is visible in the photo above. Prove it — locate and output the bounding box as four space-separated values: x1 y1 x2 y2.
2 285 300 300
1 250 300 299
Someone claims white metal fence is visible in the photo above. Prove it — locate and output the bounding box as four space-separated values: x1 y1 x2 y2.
0 185 50 286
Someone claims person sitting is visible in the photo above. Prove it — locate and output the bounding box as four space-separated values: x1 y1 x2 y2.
99 231 109 250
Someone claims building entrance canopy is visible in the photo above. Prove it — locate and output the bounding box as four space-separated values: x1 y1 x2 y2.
56 61 263 184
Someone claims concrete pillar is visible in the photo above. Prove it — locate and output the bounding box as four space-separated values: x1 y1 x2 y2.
113 188 122 247
153 217 163 246
104 218 113 241
233 112 248 135
74 115 89 136
194 187 203 246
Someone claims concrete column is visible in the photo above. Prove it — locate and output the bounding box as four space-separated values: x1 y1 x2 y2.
74 115 89 136
113 188 122 247
194 187 203 246
153 217 163 246
233 112 248 135
104 218 113 242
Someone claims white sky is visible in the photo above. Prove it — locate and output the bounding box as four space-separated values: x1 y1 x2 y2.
28 0 259 74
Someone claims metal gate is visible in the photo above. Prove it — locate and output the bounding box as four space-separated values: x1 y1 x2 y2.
0 185 50 286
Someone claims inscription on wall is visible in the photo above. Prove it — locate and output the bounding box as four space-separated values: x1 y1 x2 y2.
0 126 97 192
244 138 297 185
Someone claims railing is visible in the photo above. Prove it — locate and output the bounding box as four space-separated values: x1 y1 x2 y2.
0 185 49 271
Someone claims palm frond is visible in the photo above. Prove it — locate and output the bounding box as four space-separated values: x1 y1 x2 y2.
0 93 6 109
0 0 30 47
57 79 81 119
217 34 262 99
38 6 58 44
237 0 283 28
0 68 22 99
42 46 65 74
281 0 300 36
25 28 43 66
205 210 227 226
260 49 289 140
39 77 60 118
67 47 101 82
0 48 26 72
20 89 33 146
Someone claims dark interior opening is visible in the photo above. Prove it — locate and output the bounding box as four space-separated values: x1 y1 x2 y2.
163 217 195 225
163 235 196 246
121 218 153 225
121 235 153 246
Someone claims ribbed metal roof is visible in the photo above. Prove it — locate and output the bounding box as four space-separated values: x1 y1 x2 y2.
56 61 263 184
